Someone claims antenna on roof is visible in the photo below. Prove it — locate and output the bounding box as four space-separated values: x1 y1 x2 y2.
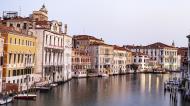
19 6 22 16
83 27 86 34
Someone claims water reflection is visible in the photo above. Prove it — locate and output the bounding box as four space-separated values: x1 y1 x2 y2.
7 74 190 106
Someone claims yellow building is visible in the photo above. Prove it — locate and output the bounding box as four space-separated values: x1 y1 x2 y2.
0 26 36 92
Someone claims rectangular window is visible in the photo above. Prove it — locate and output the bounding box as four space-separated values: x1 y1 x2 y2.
13 70 16 76
10 38 12 44
17 24 20 28
18 54 20 63
0 56 3 65
9 53 12 64
15 38 17 44
14 54 16 63
23 23 27 29
22 40 24 45
21 54 24 63
8 70 10 77
19 39 20 45
50 36 52 45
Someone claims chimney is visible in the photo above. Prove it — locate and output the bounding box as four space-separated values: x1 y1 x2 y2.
32 21 36 29
64 24 67 34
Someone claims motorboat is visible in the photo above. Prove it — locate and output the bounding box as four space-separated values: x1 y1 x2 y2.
14 94 37 100
50 83 58 87
0 96 13 105
38 86 52 93
98 73 109 77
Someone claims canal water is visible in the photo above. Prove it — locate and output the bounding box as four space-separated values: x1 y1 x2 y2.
6 74 190 106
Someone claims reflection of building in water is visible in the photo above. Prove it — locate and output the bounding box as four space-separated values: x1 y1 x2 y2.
140 74 146 94
140 74 162 95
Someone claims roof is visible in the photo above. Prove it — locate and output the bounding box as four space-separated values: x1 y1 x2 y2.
147 42 176 49
90 42 113 47
1 16 31 22
113 45 127 51
0 26 36 38
73 35 104 41
124 42 177 49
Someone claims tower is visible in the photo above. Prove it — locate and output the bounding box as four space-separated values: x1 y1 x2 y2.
32 4 48 21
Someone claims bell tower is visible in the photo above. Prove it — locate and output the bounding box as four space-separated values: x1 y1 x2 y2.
32 4 48 21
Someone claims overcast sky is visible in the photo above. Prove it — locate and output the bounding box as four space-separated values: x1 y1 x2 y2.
0 0 190 47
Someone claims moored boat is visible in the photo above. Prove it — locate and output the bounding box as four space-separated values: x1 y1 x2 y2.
0 96 13 105
38 86 52 92
50 83 58 87
14 94 37 100
98 73 109 77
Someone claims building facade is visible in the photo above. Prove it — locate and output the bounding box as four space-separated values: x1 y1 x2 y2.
30 20 66 83
186 35 190 92
63 35 72 81
112 46 129 74
1 26 36 91
0 34 4 93
1 5 72 84
89 43 113 75
132 52 149 72
124 42 181 71
72 49 91 78
73 35 104 52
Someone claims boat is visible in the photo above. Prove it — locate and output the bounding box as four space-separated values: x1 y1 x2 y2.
87 73 98 77
14 94 37 100
98 73 109 77
15 75 37 100
50 83 58 87
38 86 52 93
101 73 109 77
0 96 13 105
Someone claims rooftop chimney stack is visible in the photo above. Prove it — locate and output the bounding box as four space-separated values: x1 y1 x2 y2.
64 24 67 34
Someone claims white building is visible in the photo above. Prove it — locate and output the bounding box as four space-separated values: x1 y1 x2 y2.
124 42 181 71
63 34 72 81
132 52 149 72
112 45 129 74
89 43 113 75
30 20 65 83
29 5 72 83
0 35 4 92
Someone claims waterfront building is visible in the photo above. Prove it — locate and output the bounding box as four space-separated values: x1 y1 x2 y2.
63 34 72 80
124 42 181 71
0 26 36 92
0 11 32 32
72 49 91 78
30 22 65 83
73 35 104 52
132 52 149 72
1 5 72 83
89 42 113 74
186 35 190 90
0 34 4 92
112 45 131 74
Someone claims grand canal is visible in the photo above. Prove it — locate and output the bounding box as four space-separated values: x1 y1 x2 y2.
6 74 190 106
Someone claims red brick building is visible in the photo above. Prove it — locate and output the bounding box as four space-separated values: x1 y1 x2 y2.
72 49 91 78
